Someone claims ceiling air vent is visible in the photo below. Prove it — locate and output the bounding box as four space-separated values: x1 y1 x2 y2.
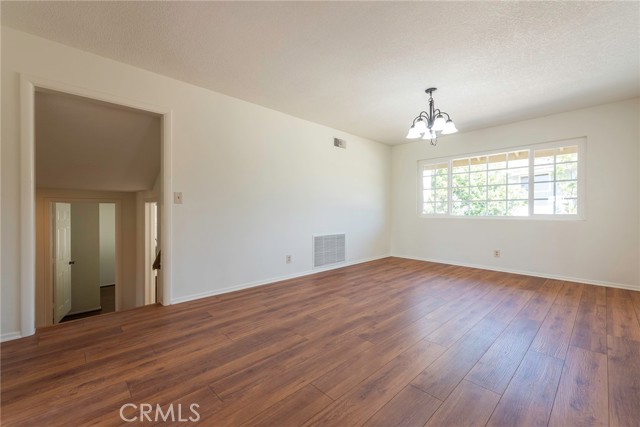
334 138 347 149
313 234 346 268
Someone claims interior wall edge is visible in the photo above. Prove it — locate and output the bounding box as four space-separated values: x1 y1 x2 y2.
391 253 640 291
171 254 391 305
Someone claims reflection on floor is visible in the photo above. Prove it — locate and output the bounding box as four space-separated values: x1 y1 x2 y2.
61 285 115 322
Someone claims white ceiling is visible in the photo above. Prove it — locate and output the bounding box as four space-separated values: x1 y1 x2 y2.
4 1 639 145
35 90 161 192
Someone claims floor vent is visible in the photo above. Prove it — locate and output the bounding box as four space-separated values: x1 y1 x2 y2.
313 234 345 268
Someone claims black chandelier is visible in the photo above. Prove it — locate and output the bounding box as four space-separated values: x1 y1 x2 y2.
406 88 458 145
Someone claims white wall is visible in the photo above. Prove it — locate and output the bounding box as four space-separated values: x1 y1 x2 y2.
1 28 391 337
99 203 116 286
69 203 101 314
391 98 640 290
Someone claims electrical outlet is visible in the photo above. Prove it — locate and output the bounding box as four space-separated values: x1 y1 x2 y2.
286 255 292 264
493 250 501 258
173 192 183 204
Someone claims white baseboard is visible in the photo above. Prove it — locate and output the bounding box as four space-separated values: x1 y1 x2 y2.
67 306 102 316
391 253 640 291
1 331 23 342
171 254 390 305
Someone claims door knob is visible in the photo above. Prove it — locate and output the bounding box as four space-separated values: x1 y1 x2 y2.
69 261 75 265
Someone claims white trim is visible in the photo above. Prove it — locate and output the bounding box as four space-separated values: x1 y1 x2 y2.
67 306 102 316
171 254 390 304
20 76 36 337
392 254 640 291
1 332 23 343
19 74 173 337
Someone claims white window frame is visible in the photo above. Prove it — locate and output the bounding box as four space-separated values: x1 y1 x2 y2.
417 137 586 220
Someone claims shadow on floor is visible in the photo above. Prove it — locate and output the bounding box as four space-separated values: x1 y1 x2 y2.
61 285 116 322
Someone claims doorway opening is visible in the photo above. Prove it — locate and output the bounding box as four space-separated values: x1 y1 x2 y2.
145 202 159 305
51 202 117 323
32 86 165 328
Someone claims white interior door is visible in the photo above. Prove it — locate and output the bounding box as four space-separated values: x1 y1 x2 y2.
53 202 72 323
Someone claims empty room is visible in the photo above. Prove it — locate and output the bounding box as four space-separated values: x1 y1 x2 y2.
1 2 638 427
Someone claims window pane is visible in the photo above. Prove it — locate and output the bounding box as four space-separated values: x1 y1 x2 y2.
556 181 578 198
507 167 528 184
423 202 435 215
452 187 470 202
470 171 486 186
434 172 448 188
508 184 528 200
452 173 469 187
507 200 529 216
488 169 507 185
451 202 468 216
423 190 433 203
555 198 577 215
534 182 552 199
488 185 506 200
468 201 487 216
487 201 507 216
435 188 448 203
555 162 577 180
469 186 487 200
534 164 554 179
534 198 554 214
470 156 488 172
488 153 507 170
556 146 578 163
508 150 529 168
452 159 469 173
435 202 448 214
534 148 555 165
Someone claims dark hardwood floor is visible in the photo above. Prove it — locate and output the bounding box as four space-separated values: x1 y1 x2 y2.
61 285 116 322
1 257 639 426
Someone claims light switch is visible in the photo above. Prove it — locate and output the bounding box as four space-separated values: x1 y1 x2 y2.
174 192 183 204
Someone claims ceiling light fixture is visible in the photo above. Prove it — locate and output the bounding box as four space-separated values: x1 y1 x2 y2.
406 88 457 145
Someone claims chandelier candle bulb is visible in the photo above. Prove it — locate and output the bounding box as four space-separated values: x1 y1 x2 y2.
406 87 457 145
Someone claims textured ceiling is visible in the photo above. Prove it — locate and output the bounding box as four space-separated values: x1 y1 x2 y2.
4 1 639 145
36 91 161 192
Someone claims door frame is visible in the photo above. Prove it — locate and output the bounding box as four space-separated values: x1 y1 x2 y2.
20 74 173 337
43 198 122 326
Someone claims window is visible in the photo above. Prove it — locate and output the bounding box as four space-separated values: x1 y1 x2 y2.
421 162 448 215
418 138 584 218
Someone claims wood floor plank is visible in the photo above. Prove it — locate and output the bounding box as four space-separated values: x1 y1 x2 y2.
241 384 333 427
313 315 442 399
530 303 579 360
486 350 564 427
411 318 506 400
363 384 442 427
607 335 640 427
426 285 509 347
570 291 607 354
606 296 640 342
518 279 563 321
424 379 500 427
1 258 637 426
554 281 584 307
303 339 446 427
549 346 608 427
465 316 541 394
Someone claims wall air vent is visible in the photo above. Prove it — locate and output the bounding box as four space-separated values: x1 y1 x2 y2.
313 234 346 268
334 138 347 149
